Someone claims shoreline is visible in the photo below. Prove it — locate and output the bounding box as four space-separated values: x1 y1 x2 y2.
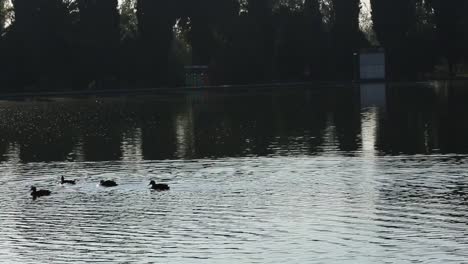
0 79 463 100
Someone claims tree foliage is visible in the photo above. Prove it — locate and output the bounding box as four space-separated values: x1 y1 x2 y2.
77 0 120 88
120 0 138 41
428 0 468 74
331 0 362 79
0 0 466 91
0 0 8 35
371 0 418 79
136 0 176 86
8 0 76 89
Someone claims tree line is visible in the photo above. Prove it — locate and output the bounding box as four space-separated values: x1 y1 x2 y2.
0 0 467 92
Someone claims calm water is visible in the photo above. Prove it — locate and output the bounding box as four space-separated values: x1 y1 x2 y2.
0 82 468 263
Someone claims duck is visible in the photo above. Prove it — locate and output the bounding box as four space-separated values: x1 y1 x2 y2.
61 176 76 185
100 180 118 187
30 186 51 199
149 180 170 191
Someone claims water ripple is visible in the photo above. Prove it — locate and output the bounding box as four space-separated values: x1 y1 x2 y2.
1 156 468 263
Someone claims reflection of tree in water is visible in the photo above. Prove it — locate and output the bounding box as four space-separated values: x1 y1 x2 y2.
140 102 178 160
78 99 143 161
271 88 361 155
0 102 79 162
0 89 363 162
2 84 468 161
189 91 325 158
82 128 123 162
334 88 361 152
0 99 135 163
376 85 439 155
0 119 12 162
0 138 9 162
18 133 76 163
80 102 125 161
191 94 275 158
375 83 468 155
186 88 361 158
438 84 468 154
269 90 329 155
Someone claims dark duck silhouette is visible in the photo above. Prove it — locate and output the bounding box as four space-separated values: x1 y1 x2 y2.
30 186 51 199
149 180 170 191
61 176 76 185
100 180 118 187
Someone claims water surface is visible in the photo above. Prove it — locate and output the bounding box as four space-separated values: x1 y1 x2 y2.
0 83 467 263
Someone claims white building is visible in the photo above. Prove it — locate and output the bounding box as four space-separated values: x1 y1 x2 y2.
359 49 386 81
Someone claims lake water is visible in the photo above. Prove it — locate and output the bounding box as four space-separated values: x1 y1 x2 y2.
0 82 468 263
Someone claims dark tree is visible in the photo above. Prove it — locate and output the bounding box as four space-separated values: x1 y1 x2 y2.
179 0 239 67
371 0 416 49
428 0 468 76
137 0 176 87
246 0 275 81
0 0 467 91
77 0 119 89
248 0 272 19
464 5 468 62
196 0 241 84
183 0 217 65
9 0 75 90
271 0 326 81
406 1 438 77
332 0 360 42
303 0 326 79
331 0 362 80
120 0 138 42
371 0 417 79
0 0 7 35
119 0 139 87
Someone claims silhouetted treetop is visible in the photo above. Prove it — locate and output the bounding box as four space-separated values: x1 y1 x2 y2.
0 0 467 91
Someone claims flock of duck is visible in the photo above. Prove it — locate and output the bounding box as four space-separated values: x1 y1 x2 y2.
30 176 170 200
